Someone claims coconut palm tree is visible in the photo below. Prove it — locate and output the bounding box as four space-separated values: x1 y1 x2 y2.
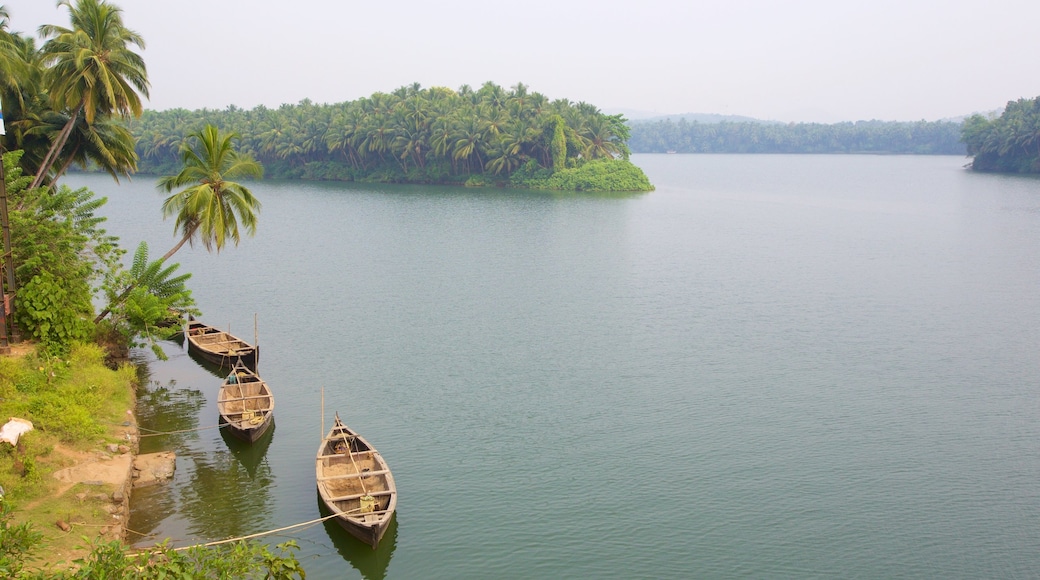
94 125 261 323
157 124 263 262
0 6 26 99
452 114 486 174
33 0 149 188
47 112 137 182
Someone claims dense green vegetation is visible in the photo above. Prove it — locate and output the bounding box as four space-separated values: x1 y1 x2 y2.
962 97 1040 173
0 2 298 575
2 489 303 579
628 118 965 154
2 149 195 359
127 82 653 192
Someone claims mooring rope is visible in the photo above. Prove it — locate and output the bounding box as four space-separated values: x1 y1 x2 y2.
133 512 351 553
108 421 227 437
133 423 226 437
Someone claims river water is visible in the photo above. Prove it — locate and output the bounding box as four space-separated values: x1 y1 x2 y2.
65 154 1040 578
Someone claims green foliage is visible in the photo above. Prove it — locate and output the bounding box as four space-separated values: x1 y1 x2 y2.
550 115 567 171
605 114 632 159
961 97 1040 173
0 347 136 507
26 391 103 442
18 453 39 483
16 272 92 353
98 242 197 359
520 159 655 192
508 159 553 184
0 496 43 578
119 82 643 191
4 151 127 353
31 0 149 187
0 533 306 579
158 124 263 255
0 346 126 453
44 538 306 579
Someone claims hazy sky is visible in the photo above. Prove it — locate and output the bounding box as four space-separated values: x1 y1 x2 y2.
6 0 1040 122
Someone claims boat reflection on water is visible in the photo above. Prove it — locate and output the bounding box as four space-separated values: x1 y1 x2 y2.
187 345 235 379
220 420 275 479
317 492 397 580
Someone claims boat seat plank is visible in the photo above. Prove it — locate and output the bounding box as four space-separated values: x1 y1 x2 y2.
316 452 373 459
218 394 273 403
196 338 252 346
326 490 395 502
318 469 390 482
342 510 392 518
224 408 272 417
335 510 392 520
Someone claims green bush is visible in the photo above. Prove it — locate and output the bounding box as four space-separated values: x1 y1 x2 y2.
520 159 655 192
0 497 42 578
62 538 304 579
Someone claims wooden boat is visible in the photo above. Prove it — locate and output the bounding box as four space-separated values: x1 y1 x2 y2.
217 361 275 443
185 318 258 370
316 413 397 548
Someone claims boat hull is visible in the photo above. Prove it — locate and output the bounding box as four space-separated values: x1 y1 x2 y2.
316 416 397 549
223 414 274 443
217 362 275 445
185 320 258 371
323 500 393 548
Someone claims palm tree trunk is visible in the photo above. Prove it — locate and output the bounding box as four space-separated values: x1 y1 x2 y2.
52 145 81 184
160 226 197 262
32 102 84 189
93 226 197 323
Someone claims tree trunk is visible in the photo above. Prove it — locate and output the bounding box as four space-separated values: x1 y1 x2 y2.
32 102 84 189
52 145 81 184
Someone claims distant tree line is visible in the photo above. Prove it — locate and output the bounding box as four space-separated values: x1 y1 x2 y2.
962 97 1040 173
627 118 966 155
126 82 652 191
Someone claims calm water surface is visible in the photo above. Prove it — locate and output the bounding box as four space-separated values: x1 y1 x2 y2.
65 154 1040 578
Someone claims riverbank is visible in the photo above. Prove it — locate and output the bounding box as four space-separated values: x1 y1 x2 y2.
0 342 172 572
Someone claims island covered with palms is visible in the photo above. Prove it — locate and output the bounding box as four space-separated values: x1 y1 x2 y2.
131 82 654 193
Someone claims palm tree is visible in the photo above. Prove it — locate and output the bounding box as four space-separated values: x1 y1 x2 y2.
159 126 264 262
33 0 149 188
157 124 263 261
0 6 26 100
578 115 624 160
1 33 49 173
93 125 261 323
485 132 522 175
451 114 486 174
48 112 137 182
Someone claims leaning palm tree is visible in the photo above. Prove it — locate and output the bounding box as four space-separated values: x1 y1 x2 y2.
32 0 149 188
157 124 263 262
31 110 138 183
93 125 261 323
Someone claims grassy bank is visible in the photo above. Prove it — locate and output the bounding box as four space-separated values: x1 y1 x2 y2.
0 343 138 573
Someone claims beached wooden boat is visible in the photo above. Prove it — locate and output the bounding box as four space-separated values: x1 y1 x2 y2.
217 361 274 443
185 318 258 370
316 414 397 548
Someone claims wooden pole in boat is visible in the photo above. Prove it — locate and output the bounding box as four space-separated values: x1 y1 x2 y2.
254 313 259 371
321 387 325 443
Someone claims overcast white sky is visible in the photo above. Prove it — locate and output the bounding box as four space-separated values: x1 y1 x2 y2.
6 0 1040 122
